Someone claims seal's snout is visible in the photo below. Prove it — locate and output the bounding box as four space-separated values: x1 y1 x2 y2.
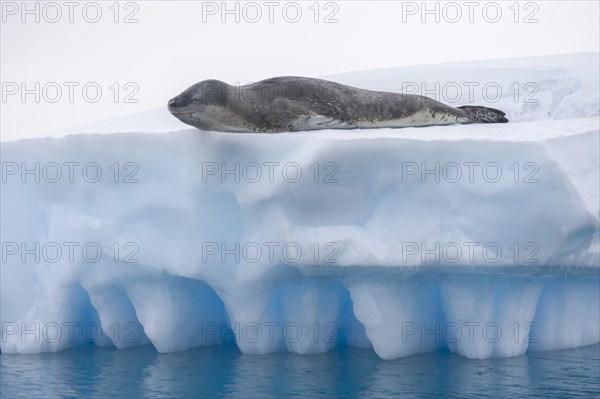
168 97 179 111
168 95 194 114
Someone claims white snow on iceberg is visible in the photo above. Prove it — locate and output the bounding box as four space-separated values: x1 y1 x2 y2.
1 53 599 359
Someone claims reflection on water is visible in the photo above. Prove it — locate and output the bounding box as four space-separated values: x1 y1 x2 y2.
2 344 599 398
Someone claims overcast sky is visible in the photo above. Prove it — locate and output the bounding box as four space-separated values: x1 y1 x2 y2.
1 0 599 141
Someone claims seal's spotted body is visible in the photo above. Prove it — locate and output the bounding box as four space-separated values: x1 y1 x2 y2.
168 76 508 133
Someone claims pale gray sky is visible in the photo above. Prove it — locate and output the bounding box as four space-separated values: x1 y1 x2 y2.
1 0 599 141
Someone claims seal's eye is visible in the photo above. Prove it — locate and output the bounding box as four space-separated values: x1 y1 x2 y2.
191 95 200 104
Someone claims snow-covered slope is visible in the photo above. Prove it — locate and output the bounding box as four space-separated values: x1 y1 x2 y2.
47 52 599 138
1 53 599 359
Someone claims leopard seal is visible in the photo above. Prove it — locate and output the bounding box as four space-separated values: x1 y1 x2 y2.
167 76 508 133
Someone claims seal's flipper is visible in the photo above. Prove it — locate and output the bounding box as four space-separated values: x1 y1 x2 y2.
458 105 509 123
289 115 354 132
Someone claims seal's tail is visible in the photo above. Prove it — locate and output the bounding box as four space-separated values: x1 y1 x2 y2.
458 105 509 124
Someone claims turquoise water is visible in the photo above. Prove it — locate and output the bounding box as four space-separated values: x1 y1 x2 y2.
1 344 599 398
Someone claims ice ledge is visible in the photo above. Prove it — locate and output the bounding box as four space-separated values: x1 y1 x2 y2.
2 117 598 265
1 117 599 358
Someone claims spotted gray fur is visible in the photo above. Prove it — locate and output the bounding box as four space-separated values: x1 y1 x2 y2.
168 76 508 133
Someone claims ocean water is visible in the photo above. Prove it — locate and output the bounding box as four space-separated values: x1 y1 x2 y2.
1 344 598 398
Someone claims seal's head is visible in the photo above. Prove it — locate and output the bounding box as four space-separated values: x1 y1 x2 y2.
168 80 227 130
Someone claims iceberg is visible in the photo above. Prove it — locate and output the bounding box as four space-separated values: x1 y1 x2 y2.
1 53 599 359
